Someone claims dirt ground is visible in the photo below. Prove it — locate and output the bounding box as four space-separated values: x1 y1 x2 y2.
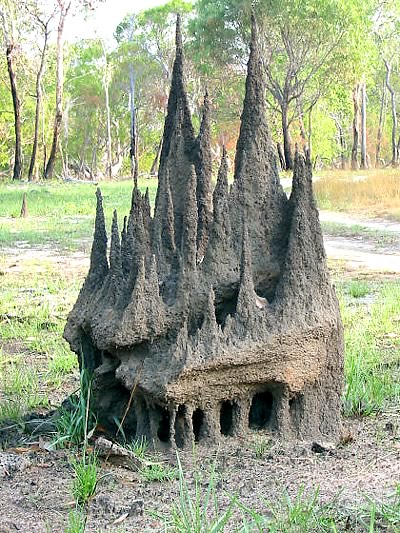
0 414 399 532
1 211 400 532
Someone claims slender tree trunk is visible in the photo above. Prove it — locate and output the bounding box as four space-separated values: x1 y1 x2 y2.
384 61 398 167
41 85 47 177
360 82 368 169
129 65 139 183
277 142 286 170
375 77 387 168
297 100 308 153
351 84 360 170
150 137 163 176
281 104 293 170
28 28 49 181
6 44 22 180
331 114 346 170
104 81 112 179
308 106 313 157
45 3 70 179
102 44 112 180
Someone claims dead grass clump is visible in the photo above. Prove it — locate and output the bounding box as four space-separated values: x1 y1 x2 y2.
314 169 400 219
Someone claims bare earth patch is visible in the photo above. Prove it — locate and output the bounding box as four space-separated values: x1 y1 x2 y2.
0 415 399 532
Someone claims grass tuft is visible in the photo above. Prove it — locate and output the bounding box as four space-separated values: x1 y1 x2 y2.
125 436 148 459
153 453 234 531
251 436 272 459
347 280 370 299
52 370 96 449
65 507 87 533
139 461 179 483
70 453 99 506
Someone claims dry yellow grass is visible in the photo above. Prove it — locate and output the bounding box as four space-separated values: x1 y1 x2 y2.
313 168 400 219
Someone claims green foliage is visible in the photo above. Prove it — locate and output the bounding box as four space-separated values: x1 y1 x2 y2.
65 508 87 533
52 370 96 449
70 453 99 505
139 461 179 482
153 453 234 531
0 0 398 175
339 281 400 416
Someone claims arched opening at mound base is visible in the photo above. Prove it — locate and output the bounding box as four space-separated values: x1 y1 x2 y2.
220 400 235 436
156 406 171 443
192 408 205 442
174 404 188 448
249 391 273 430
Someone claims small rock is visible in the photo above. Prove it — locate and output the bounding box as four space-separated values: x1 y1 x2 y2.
127 499 144 516
384 422 394 434
311 441 335 455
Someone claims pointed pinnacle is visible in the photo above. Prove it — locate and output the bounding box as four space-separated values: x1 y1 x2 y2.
89 188 108 278
176 14 183 54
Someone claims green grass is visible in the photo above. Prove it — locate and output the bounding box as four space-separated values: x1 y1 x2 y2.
52 370 96 449
153 453 234 531
251 435 272 459
0 360 49 421
337 280 400 416
125 435 148 459
0 179 157 251
70 452 99 505
347 280 371 299
321 221 399 248
239 487 339 532
139 461 179 482
65 508 86 533
0 261 80 423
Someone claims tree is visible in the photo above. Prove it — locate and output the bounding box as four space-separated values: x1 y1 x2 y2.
100 39 112 179
25 2 56 181
0 0 25 180
45 0 104 179
44 0 71 179
114 1 193 176
374 0 400 166
191 0 374 169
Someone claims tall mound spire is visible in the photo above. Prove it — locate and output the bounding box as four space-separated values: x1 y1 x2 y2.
154 14 212 265
230 14 289 301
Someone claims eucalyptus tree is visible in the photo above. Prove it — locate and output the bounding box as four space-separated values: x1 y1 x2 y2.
24 1 57 180
374 0 400 166
0 0 26 179
63 38 104 176
45 0 105 179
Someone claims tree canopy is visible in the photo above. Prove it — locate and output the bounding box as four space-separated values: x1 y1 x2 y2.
0 0 399 179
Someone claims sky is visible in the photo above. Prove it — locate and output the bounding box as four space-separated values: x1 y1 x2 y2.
66 0 169 43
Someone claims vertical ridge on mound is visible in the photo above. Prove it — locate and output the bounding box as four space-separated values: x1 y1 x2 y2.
196 90 213 259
